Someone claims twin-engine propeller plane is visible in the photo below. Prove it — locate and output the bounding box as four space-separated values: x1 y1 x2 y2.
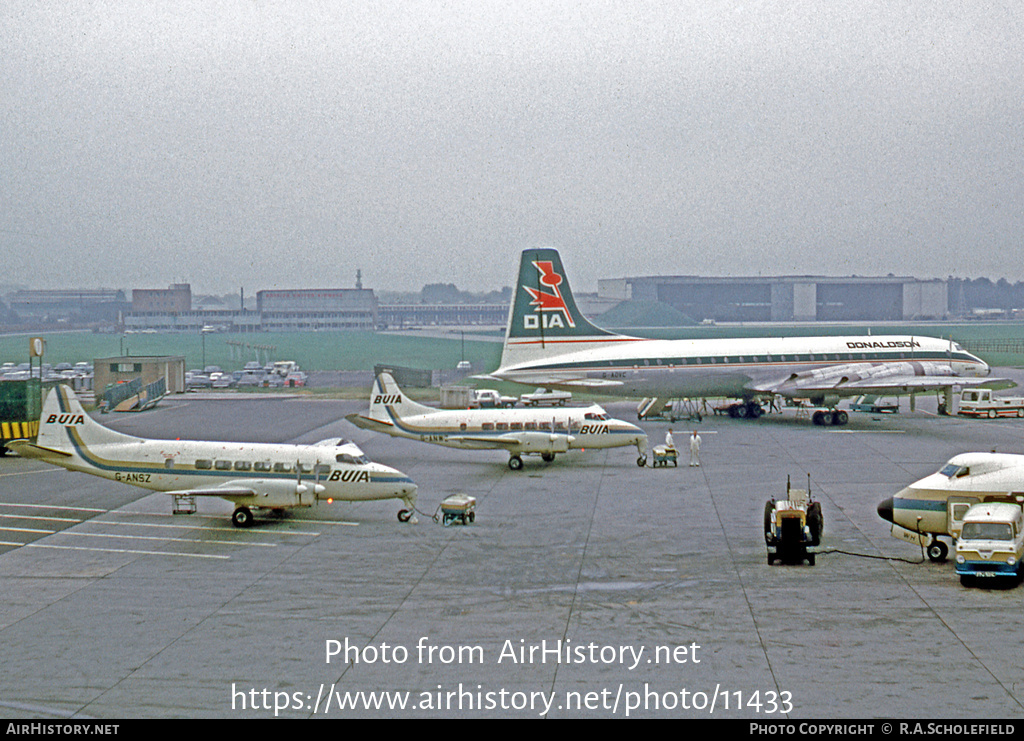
486 248 1012 425
8 386 419 527
346 372 649 469
877 452 1024 562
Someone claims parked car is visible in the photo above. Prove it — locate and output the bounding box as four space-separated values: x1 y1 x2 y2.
519 388 573 407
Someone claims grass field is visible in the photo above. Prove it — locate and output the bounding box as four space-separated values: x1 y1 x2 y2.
0 330 503 374
2 322 1023 375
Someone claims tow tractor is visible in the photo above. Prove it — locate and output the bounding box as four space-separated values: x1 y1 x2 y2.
764 475 823 565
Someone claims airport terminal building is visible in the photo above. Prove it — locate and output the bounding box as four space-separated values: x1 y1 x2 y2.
599 275 949 322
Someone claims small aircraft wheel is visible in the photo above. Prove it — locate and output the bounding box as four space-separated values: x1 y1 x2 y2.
398 509 413 523
231 507 254 528
508 456 523 471
807 553 816 566
541 452 555 463
637 456 647 467
927 540 948 562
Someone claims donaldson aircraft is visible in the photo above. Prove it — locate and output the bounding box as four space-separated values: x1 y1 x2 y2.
877 452 1024 562
487 248 1010 426
9 386 419 527
346 372 649 469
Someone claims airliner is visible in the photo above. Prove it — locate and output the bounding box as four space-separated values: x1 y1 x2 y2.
878 452 1024 562
9 386 419 527
346 372 649 469
487 248 1010 425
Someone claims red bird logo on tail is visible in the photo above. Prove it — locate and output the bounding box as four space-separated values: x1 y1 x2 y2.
524 260 576 328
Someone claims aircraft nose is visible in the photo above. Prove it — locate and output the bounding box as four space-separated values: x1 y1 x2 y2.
877 497 894 524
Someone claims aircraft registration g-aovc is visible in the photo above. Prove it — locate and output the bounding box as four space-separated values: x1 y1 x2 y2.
488 247 1013 426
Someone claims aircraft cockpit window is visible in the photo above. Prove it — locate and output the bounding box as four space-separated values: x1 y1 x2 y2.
940 463 969 478
961 522 1014 541
335 453 369 465
584 412 608 421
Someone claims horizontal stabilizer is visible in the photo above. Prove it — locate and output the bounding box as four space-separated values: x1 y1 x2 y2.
5 440 73 459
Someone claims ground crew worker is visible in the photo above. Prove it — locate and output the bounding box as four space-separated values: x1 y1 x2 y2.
665 428 675 450
690 430 701 467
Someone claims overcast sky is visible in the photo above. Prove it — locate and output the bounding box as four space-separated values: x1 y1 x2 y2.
2 1 1022 295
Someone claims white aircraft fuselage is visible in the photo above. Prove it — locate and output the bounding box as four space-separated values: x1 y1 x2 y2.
488 248 1009 424
877 452 1024 561
347 372 649 469
11 386 419 526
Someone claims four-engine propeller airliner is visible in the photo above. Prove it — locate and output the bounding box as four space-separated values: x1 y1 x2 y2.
346 372 649 469
486 248 1010 425
9 386 419 527
877 452 1024 562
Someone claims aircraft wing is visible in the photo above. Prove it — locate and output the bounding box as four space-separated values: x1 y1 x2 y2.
751 366 1016 398
165 485 259 499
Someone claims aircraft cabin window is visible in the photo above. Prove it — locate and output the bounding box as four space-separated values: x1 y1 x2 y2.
482 423 494 431
539 422 552 431
314 464 332 476
164 458 174 469
460 423 467 431
297 463 313 474
234 461 251 471
254 462 272 472
273 462 293 473
194 459 213 470
214 460 232 471
525 422 537 430
554 422 566 431
510 422 522 430
496 423 508 431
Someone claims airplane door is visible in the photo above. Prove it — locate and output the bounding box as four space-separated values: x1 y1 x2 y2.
947 496 978 540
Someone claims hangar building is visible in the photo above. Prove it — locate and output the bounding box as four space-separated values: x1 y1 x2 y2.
599 275 948 322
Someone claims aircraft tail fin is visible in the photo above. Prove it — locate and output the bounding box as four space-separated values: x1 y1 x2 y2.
35 385 140 454
497 247 635 371
366 372 434 422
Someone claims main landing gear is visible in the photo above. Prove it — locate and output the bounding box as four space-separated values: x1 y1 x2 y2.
232 506 254 528
727 401 764 419
811 409 849 426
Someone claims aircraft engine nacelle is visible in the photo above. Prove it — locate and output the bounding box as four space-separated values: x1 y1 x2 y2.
509 432 572 454
230 478 321 508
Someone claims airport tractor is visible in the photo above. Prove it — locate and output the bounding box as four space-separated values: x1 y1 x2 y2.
764 475 823 566
955 501 1024 587
957 389 1024 419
